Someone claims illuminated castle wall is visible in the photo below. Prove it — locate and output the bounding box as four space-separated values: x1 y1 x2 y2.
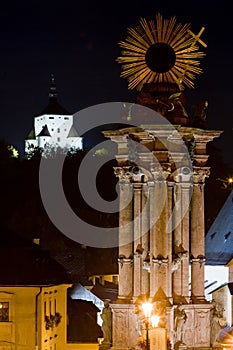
25 75 83 155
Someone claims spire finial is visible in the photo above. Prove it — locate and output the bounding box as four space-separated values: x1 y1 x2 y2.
49 73 58 100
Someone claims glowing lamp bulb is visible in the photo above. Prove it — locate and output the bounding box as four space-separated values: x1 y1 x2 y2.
151 315 160 328
142 302 152 318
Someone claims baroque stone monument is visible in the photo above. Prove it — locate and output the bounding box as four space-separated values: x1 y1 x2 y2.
103 13 222 350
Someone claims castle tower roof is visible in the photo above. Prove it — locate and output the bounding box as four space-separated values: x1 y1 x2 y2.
36 74 71 116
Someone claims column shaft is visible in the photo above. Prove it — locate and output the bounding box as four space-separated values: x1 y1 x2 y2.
118 183 133 300
141 183 150 295
133 184 142 298
191 183 205 301
173 183 182 299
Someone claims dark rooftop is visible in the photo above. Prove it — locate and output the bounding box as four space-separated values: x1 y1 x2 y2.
205 191 233 265
0 226 71 285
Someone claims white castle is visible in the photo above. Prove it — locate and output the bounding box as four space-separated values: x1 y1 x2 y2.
25 75 83 155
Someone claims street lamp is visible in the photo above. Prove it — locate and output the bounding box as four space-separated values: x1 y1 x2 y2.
151 315 160 328
142 302 153 350
217 176 233 191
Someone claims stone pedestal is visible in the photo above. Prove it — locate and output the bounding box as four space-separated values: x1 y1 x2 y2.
150 327 167 350
182 304 212 348
110 303 138 350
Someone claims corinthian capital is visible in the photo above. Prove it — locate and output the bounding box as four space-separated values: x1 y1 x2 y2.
193 166 210 184
151 163 171 182
114 166 132 183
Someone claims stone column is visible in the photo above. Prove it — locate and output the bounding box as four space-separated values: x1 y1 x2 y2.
149 181 157 297
133 183 142 298
172 182 182 300
190 167 209 302
172 167 192 302
141 183 150 295
150 168 169 298
115 168 134 301
181 182 191 300
166 182 174 301
156 180 169 296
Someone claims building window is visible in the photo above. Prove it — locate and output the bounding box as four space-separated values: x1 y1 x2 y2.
57 128 60 133
44 301 47 317
57 137 60 142
64 117 69 120
112 275 118 284
49 117 54 119
0 302 9 321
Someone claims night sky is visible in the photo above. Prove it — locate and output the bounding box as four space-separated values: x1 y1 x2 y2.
0 0 232 165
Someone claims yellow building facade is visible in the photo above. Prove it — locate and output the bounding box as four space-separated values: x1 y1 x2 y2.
0 284 71 350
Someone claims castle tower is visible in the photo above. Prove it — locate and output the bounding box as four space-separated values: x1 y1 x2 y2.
25 74 83 156
104 14 222 350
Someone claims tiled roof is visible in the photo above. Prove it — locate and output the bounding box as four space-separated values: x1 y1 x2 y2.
36 97 70 116
91 280 118 302
0 226 71 285
205 191 233 265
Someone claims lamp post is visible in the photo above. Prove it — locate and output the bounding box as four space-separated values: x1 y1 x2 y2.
142 302 153 350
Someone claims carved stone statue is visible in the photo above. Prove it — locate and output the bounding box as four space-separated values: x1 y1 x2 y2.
174 305 187 346
100 299 112 348
211 301 227 346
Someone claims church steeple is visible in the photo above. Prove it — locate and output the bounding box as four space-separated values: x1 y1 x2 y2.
49 73 58 101
35 74 70 116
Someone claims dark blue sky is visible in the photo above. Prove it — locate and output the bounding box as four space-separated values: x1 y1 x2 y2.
0 0 232 165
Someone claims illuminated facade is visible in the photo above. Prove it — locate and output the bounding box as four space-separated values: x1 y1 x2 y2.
25 75 82 156
0 227 72 350
0 285 70 350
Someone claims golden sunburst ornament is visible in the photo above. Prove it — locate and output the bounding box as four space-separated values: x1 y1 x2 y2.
117 13 207 91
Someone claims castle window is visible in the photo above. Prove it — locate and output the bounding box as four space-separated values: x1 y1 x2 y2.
0 302 9 322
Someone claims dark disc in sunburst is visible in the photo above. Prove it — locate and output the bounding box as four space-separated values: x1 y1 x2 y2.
145 43 176 73
117 13 206 90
